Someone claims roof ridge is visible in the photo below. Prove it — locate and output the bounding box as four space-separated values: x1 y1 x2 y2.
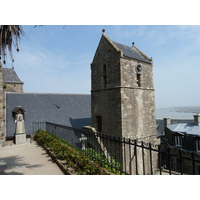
112 40 152 64
6 92 91 96
133 45 152 62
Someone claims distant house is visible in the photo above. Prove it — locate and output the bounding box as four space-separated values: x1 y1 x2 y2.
161 114 200 174
164 114 200 152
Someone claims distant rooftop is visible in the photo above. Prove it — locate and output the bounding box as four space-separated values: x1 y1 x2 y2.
2 67 23 84
167 123 200 136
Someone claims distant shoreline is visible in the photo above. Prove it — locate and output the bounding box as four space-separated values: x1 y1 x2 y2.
156 107 199 119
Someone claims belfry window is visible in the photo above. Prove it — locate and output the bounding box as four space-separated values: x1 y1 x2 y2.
135 63 142 87
137 74 141 87
103 64 107 88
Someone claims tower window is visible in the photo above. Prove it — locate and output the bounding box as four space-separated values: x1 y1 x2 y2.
135 63 142 87
103 64 107 88
137 74 141 87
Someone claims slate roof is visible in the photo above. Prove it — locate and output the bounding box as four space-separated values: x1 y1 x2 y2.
156 119 194 137
167 123 200 136
2 68 23 84
113 41 152 64
6 93 91 137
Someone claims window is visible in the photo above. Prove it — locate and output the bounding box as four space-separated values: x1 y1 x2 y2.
175 135 182 147
103 64 107 88
136 74 141 87
135 63 142 87
96 116 102 132
196 140 200 152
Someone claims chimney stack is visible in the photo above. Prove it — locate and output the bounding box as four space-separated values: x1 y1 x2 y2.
194 114 200 126
163 117 171 127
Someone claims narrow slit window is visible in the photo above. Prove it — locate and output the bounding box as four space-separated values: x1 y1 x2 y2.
103 64 107 88
137 74 141 87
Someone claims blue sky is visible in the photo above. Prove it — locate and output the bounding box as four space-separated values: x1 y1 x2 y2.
3 25 200 108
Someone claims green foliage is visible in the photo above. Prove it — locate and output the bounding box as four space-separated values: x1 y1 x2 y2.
34 130 112 175
3 83 7 89
83 148 122 174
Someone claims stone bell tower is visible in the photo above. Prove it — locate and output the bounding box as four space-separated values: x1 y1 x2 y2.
91 32 157 141
91 32 158 174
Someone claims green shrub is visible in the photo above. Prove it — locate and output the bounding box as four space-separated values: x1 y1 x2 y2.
34 130 111 175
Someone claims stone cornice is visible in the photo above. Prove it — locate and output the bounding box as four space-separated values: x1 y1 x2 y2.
91 86 155 92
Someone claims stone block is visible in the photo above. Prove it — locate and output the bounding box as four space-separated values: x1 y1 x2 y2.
15 133 26 145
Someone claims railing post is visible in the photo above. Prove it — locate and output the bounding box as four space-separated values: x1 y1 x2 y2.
129 139 132 175
168 148 171 175
141 141 145 175
123 138 127 173
134 140 138 175
179 149 183 175
149 143 153 175
192 152 195 175
158 145 162 175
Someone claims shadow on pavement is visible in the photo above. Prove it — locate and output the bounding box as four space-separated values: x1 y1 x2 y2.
0 155 43 175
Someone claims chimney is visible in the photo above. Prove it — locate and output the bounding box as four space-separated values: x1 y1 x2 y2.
194 114 200 126
163 117 171 127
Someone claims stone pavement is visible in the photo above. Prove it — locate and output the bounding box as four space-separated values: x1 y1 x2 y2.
0 141 64 175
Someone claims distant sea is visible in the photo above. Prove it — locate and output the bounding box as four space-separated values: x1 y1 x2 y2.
156 107 200 119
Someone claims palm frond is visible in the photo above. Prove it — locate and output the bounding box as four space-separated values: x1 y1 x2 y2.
0 25 23 64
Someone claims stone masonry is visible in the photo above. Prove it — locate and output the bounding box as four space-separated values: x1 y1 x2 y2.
0 63 5 146
91 33 159 174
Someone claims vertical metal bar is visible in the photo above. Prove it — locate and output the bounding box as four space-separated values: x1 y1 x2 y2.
109 135 112 171
142 141 145 175
106 135 109 161
129 139 132 175
192 152 195 175
149 143 153 175
134 140 138 175
123 138 126 173
179 149 183 175
158 145 162 175
168 148 171 175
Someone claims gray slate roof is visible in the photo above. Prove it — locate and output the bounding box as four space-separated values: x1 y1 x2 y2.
167 123 200 136
156 119 194 137
113 41 152 64
6 93 91 137
2 68 23 84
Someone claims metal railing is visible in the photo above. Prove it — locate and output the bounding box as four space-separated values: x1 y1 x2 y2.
33 121 200 175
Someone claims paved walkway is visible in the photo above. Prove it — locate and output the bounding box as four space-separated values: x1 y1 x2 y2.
0 141 64 175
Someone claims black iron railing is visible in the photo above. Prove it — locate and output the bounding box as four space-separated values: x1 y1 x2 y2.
32 121 200 175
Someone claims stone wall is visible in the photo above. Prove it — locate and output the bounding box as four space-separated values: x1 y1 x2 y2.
0 63 5 145
4 83 23 93
91 34 122 136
